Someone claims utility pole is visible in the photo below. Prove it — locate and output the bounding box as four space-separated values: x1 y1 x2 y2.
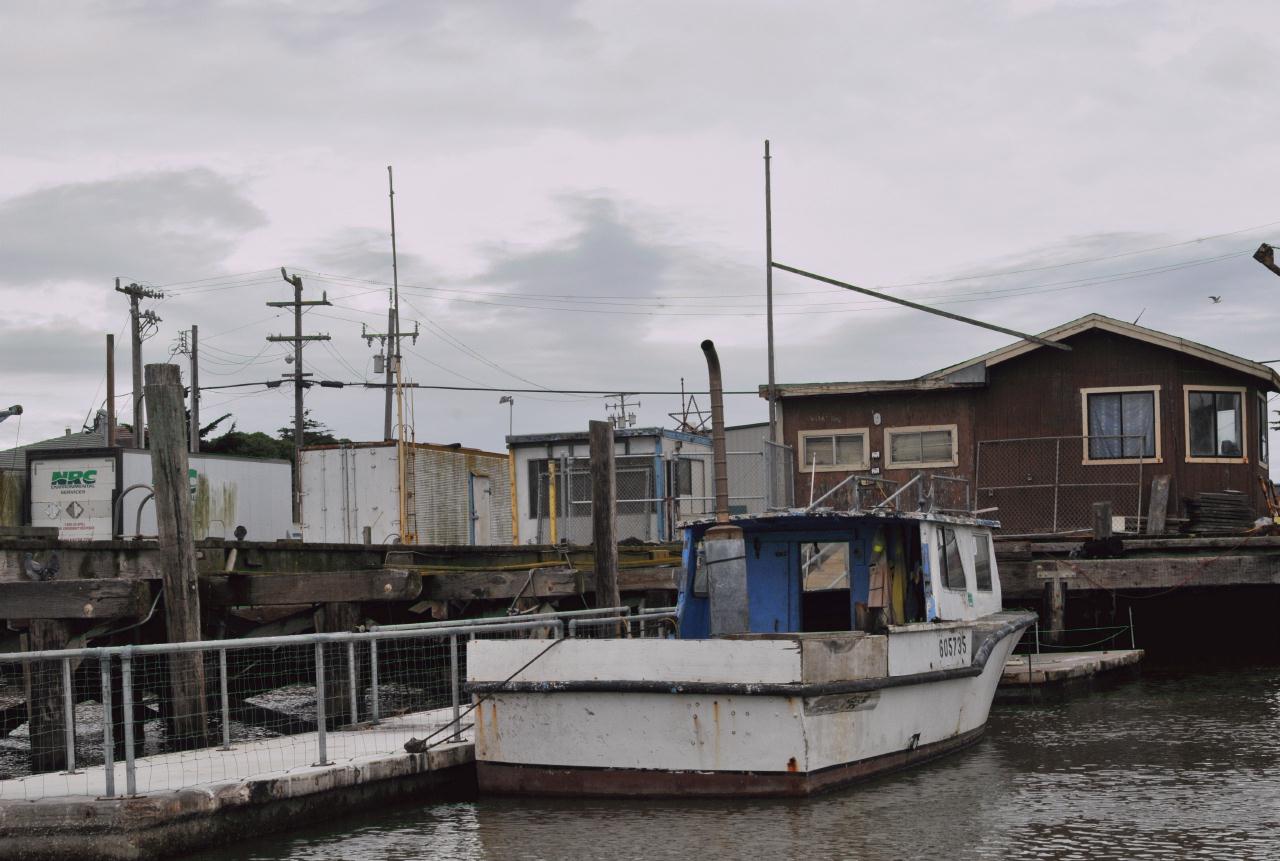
605 394 639 430
106 334 116 446
190 324 199 452
267 269 331 523
362 312 419 439
115 279 164 448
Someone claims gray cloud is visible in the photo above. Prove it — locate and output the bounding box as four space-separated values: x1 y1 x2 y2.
0 169 266 287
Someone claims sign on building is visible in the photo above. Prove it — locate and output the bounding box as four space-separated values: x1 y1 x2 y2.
30 456 117 540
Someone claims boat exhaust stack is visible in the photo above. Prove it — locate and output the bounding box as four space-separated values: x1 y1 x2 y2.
700 339 749 635
700 339 730 524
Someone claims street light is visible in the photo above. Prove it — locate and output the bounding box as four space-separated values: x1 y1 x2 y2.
0 404 22 424
499 395 514 440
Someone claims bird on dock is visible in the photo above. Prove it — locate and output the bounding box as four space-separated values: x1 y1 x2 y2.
1209 295 1222 303
22 551 59 581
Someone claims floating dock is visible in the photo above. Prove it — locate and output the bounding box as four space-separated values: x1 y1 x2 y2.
0 709 474 861
1001 649 1144 687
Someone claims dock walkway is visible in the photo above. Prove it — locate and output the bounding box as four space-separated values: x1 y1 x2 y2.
0 707 475 861
1002 649 1144 686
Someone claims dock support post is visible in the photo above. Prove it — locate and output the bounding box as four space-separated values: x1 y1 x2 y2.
1129 606 1136 649
218 649 233 750
320 603 360 726
313 642 331 766
60 658 77 774
121 650 136 797
1093 501 1113 539
1044 578 1067 647
145 363 209 750
100 656 115 798
449 634 460 742
24 620 70 774
589 420 621 635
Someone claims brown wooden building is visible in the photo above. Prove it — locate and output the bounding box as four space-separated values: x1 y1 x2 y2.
769 314 1280 533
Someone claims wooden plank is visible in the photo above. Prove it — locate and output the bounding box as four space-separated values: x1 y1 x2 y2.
218 569 422 605
418 565 679 602
0 580 151 620
1146 476 1171 534
1001 554 1280 596
145 362 209 749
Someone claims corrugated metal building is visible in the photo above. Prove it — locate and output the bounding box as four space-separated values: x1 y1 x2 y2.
300 441 513 545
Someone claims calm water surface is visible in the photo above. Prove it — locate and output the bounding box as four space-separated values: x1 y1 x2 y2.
189 665 1280 861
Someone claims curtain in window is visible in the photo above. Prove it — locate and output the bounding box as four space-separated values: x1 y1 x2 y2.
1088 393 1122 458
1121 392 1155 457
890 432 923 465
834 434 864 466
806 436 835 466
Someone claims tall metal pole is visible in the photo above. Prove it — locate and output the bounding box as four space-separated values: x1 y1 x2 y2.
189 324 200 453
765 140 777 445
388 166 412 543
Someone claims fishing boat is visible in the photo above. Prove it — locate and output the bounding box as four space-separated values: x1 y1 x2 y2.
466 342 1035 797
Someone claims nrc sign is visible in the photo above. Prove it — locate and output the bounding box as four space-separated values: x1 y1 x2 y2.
51 469 97 488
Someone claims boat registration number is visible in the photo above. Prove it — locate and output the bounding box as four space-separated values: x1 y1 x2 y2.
938 632 968 660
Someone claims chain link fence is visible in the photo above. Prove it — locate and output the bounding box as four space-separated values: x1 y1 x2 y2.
0 606 674 801
975 435 1145 535
530 442 796 544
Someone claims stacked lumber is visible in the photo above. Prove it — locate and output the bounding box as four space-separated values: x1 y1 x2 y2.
1182 491 1254 534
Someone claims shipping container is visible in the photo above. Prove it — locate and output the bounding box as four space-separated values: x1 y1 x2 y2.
26 448 292 541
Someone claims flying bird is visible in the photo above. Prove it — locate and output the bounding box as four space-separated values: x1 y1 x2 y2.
22 551 59 581
1209 296 1222 303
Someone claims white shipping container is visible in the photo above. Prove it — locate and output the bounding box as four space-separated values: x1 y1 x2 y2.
28 449 292 542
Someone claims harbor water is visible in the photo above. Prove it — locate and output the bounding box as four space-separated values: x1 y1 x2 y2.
187 663 1280 861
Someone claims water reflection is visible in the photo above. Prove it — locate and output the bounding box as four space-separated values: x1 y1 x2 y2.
194 666 1280 861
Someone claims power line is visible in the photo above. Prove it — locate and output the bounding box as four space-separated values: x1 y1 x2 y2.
199 379 762 395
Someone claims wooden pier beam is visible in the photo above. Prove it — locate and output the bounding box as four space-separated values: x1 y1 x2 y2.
145 362 209 750
589 421 621 632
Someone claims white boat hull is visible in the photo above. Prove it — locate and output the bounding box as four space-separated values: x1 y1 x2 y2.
468 613 1031 797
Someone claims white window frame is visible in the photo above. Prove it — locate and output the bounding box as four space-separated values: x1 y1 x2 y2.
1258 390 1269 468
1079 385 1163 465
797 427 870 473
884 424 959 469
1184 384 1248 464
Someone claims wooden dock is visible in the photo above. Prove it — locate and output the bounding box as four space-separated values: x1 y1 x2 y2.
1001 649 1144 686
0 707 475 861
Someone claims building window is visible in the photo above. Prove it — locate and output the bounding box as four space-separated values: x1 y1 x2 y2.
1080 386 1161 463
1186 387 1245 461
798 428 869 472
885 425 958 469
1258 391 1269 466
939 527 965 590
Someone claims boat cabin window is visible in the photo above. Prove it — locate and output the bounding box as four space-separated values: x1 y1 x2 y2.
692 544 708 596
940 527 965 590
974 533 992 592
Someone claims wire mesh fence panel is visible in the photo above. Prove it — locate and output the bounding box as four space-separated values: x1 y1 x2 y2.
0 619 569 802
975 435 1144 535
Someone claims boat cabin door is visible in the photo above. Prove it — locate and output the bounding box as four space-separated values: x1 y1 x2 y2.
747 538 800 633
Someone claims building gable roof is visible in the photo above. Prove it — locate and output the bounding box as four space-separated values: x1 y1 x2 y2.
769 312 1280 398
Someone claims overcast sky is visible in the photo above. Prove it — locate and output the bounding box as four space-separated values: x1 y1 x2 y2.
4 0 1280 467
